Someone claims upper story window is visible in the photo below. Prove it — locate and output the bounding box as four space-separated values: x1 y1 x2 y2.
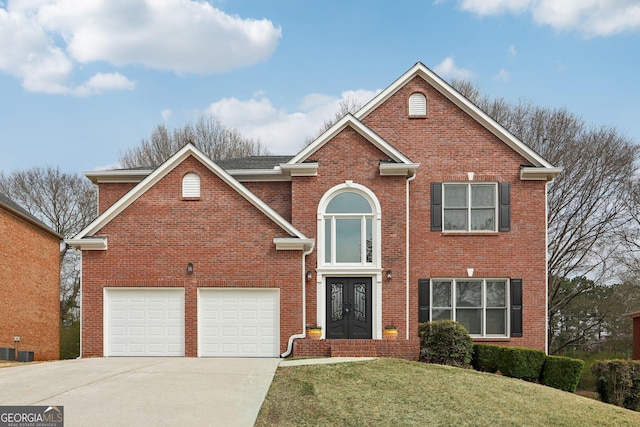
444 183 496 231
319 185 381 267
431 182 510 232
408 92 427 117
182 173 200 198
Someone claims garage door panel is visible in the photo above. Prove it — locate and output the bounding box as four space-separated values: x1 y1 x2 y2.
106 289 185 357
199 289 279 357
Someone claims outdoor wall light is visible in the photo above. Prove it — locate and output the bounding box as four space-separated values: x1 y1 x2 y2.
386 269 392 281
187 263 194 275
306 270 313 282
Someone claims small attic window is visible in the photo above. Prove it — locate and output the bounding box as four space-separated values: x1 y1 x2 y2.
408 92 427 118
182 173 200 198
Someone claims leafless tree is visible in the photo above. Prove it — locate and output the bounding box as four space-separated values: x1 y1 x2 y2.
452 79 639 353
0 167 97 326
304 97 364 146
119 115 270 168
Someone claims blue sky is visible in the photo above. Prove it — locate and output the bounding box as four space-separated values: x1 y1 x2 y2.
1 0 639 173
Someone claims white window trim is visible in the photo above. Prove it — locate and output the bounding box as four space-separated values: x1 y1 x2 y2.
314 182 384 339
442 182 498 233
317 182 382 268
430 278 510 338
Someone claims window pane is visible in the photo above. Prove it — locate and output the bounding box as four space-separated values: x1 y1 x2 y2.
486 281 506 307
471 209 495 231
432 281 452 307
444 209 467 231
335 218 361 262
444 184 467 208
366 218 372 263
324 218 332 262
456 309 481 334
432 309 451 321
326 192 372 213
456 281 481 307
486 308 506 335
471 185 495 207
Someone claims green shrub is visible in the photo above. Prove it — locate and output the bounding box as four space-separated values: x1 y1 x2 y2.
472 344 502 373
418 320 473 367
499 347 546 382
593 360 640 410
60 320 80 360
540 355 584 392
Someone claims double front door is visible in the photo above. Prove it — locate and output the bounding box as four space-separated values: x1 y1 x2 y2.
326 277 372 339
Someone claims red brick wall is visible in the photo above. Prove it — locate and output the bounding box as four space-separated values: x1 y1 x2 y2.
0 209 60 360
98 182 137 215
360 76 548 351
633 317 640 360
83 156 302 357
243 181 292 222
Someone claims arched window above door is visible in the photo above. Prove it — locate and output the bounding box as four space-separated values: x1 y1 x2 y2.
319 183 381 267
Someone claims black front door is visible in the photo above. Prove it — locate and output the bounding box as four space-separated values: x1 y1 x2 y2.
326 277 372 339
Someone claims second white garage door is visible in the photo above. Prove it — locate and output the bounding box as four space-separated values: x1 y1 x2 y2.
198 288 279 357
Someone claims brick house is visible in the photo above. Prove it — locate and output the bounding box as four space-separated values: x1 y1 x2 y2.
0 192 62 361
67 63 560 359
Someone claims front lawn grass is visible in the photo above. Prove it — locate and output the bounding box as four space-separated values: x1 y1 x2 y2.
256 358 640 426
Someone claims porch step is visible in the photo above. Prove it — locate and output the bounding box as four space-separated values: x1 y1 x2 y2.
292 338 418 361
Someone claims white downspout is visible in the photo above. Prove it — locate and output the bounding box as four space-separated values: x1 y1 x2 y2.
281 241 315 358
405 172 417 340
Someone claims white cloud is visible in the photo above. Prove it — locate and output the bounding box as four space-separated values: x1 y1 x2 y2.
0 0 282 94
161 109 173 122
433 57 474 80
494 68 511 82
204 89 378 154
73 72 136 96
459 0 640 37
460 0 531 16
508 44 517 58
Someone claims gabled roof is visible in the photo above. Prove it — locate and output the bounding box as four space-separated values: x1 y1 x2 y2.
0 192 62 240
355 62 560 178
287 113 419 177
66 144 312 251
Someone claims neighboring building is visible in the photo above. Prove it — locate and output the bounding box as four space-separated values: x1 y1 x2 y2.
67 63 560 359
624 309 640 360
0 192 62 361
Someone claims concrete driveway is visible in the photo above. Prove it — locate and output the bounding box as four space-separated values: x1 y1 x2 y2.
0 357 280 426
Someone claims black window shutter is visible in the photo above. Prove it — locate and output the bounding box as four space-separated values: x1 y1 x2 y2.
431 183 442 231
499 182 511 232
511 278 523 337
418 279 430 323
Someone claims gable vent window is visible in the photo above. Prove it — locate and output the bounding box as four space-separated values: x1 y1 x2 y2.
182 173 201 198
409 92 427 117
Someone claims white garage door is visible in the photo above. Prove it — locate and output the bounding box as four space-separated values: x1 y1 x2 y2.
198 288 279 357
105 288 185 357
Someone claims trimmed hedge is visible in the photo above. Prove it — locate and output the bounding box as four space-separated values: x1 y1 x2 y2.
593 360 640 410
472 344 502 373
418 320 473 367
499 346 547 382
470 345 584 393
540 355 584 393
